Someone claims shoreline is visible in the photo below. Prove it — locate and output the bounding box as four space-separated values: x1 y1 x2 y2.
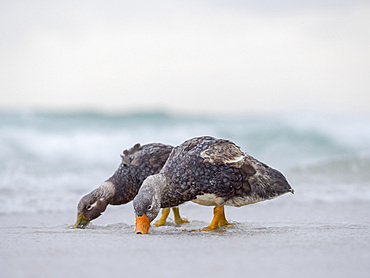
1 202 369 278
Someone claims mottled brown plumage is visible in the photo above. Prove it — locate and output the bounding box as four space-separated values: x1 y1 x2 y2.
73 143 173 228
133 136 294 233
109 143 173 205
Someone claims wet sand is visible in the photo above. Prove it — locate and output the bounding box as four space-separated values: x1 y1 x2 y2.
1 200 370 278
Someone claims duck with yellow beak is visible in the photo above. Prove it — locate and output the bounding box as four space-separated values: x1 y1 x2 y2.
134 136 294 234
73 143 188 229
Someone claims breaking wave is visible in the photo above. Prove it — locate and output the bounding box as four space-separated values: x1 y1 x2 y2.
1 110 369 213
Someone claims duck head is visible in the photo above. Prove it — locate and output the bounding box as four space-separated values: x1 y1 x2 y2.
72 181 114 228
133 174 164 234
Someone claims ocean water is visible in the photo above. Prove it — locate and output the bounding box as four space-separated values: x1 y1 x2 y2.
1 110 370 278
1 110 369 215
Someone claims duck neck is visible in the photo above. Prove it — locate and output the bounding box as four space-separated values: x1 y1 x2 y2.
95 181 116 204
153 173 167 200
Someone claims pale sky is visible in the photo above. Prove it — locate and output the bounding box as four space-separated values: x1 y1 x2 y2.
1 0 369 115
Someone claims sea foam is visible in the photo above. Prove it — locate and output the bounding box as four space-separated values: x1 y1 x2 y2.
0 111 369 214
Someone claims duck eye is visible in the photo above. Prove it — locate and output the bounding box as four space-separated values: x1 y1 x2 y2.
123 163 128 167
147 205 152 210
87 205 92 210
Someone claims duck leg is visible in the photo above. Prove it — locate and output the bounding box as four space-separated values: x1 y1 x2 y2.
172 207 189 224
202 205 233 231
155 208 170 226
155 207 189 226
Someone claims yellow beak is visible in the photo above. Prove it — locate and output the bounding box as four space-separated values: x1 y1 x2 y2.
72 212 90 228
135 214 151 234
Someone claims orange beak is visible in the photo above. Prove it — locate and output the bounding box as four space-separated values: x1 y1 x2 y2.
135 214 151 234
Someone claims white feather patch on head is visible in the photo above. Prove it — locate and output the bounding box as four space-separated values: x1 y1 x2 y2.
88 201 98 210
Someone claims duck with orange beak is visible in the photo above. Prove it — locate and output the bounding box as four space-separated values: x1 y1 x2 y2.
134 136 294 234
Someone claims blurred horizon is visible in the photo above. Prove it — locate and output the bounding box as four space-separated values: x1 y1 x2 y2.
1 106 370 118
1 0 370 115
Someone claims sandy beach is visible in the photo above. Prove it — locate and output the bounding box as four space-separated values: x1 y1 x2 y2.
2 198 369 278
